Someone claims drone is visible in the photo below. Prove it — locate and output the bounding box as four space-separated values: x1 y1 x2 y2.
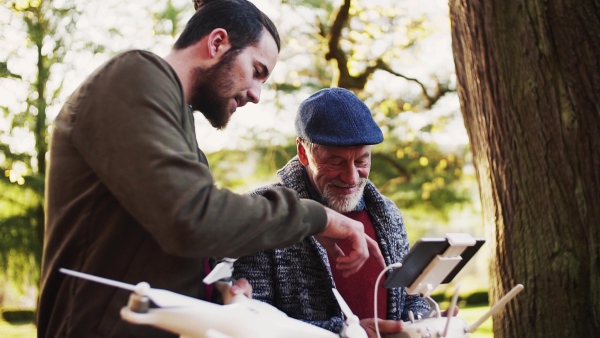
60 232 522 338
59 264 367 338
378 233 524 338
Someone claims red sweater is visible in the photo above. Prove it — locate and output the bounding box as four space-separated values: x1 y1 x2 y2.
328 210 387 320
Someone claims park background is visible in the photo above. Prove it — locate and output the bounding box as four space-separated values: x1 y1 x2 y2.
1 0 598 337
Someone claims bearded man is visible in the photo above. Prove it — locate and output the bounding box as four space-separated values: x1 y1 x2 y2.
233 87 431 338
37 1 382 337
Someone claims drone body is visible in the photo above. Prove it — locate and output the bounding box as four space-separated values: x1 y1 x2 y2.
120 299 341 338
59 233 523 338
59 268 366 338
384 317 469 338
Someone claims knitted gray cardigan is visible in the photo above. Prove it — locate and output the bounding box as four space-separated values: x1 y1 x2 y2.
233 156 430 333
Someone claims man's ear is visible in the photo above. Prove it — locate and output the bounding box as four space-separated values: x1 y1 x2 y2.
207 28 231 58
297 138 309 166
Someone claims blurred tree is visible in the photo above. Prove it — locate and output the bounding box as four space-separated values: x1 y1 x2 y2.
0 0 83 294
0 0 477 302
271 0 454 109
211 0 471 223
450 0 600 336
0 0 189 298
370 136 468 219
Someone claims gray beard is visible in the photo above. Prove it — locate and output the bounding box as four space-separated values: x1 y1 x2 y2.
321 179 366 213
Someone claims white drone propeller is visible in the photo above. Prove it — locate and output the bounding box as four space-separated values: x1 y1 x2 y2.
203 258 237 285
60 268 202 308
332 288 368 338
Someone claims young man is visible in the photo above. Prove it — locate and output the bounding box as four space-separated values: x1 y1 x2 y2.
233 88 431 337
38 1 382 337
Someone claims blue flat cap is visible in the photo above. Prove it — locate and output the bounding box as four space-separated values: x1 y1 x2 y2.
295 88 383 146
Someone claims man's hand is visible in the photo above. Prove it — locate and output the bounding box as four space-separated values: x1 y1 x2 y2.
214 278 252 305
360 318 402 338
314 207 385 277
441 306 459 317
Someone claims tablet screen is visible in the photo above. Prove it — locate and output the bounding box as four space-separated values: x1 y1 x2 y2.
383 237 485 289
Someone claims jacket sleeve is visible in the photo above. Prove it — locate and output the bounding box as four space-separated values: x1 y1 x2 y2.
232 251 276 306
401 292 432 321
68 50 327 258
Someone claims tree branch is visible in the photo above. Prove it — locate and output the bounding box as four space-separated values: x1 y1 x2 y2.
325 1 453 106
372 152 411 180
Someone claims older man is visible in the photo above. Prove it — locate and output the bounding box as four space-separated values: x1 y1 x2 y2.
233 88 430 337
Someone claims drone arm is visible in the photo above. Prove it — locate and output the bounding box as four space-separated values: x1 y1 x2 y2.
441 284 461 337
59 268 136 292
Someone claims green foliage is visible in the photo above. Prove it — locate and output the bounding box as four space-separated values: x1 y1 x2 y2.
0 313 36 338
1 126 45 290
433 289 490 308
458 306 493 338
210 1 468 221
208 132 470 223
0 62 21 79
371 137 470 221
462 290 490 306
0 0 190 296
430 291 446 303
1 310 36 324
207 143 298 191
0 0 476 306
273 0 453 108
153 0 189 38
0 179 42 293
0 0 82 291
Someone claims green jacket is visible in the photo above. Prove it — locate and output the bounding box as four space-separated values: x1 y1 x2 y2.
38 50 326 338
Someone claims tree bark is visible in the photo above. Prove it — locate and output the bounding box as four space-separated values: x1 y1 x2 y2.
449 0 600 337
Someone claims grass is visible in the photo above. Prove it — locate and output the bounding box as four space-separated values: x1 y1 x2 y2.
459 306 493 337
0 306 493 338
0 316 36 338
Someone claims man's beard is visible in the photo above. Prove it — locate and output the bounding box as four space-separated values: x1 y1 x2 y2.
321 178 367 213
189 50 240 130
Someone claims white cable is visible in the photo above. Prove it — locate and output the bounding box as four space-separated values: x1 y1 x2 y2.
374 262 402 338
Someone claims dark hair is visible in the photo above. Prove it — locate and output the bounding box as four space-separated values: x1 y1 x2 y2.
175 0 280 53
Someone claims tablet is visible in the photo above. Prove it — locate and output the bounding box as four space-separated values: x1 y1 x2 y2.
383 237 485 289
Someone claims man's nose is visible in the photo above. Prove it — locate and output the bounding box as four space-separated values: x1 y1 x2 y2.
339 165 359 185
247 81 262 104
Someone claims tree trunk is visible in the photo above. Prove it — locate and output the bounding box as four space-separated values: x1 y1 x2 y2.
449 0 600 337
